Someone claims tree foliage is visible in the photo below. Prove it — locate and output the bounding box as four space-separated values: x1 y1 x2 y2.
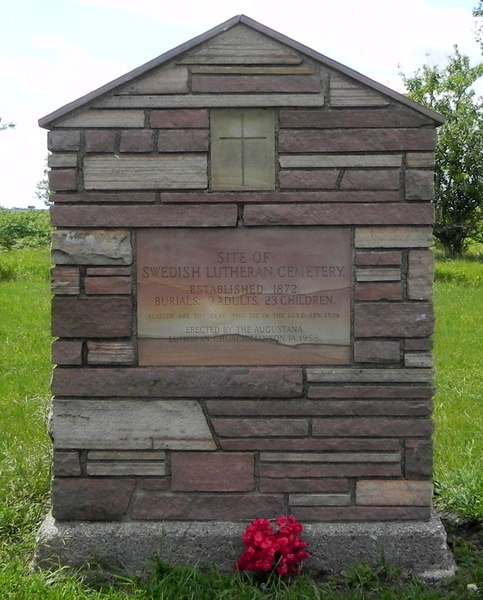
0 117 15 131
402 46 483 255
474 1 483 53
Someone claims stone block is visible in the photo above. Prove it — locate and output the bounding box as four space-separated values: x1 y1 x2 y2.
119 130 153 152
51 267 80 295
85 130 116 152
260 451 400 463
131 493 284 521
52 192 156 204
120 66 189 94
291 506 431 521
405 338 433 351
52 340 83 366
406 152 435 168
355 251 402 266
260 478 350 493
306 368 433 383
88 451 166 460
259 463 401 478
307 385 433 399
50 399 216 450
330 75 389 107
355 227 433 248
340 170 400 190
211 418 308 437
405 353 433 368
356 480 433 506
48 131 81 151
150 109 209 128
49 169 77 191
52 478 135 520
51 367 303 398
408 250 434 300
51 229 132 265
86 267 131 276
53 451 81 476
405 439 433 479
57 109 145 128
354 302 433 337
279 169 339 189
221 438 400 452
171 453 254 492
157 129 209 152
289 494 351 506
279 154 402 168
312 418 432 437
48 153 78 168
279 108 432 128
86 462 166 476
355 267 401 282
354 340 400 363
87 341 135 365
52 297 132 337
192 74 320 93
406 170 434 201
84 276 132 295
162 191 400 203
354 282 403 301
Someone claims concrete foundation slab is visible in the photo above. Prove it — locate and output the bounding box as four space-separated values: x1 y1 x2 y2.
34 512 455 580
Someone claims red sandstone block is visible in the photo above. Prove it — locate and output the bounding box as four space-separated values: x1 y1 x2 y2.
356 251 402 266
404 338 433 351
279 129 436 153
354 302 433 337
354 340 400 364
340 170 400 190
243 203 434 226
52 297 132 337
260 478 350 493
50 205 238 228
279 109 433 129
51 266 80 295
85 130 116 152
53 451 81 476
120 130 153 152
52 340 83 365
279 170 339 189
161 191 400 203
405 439 432 479
171 452 254 492
131 492 284 520
49 169 77 191
158 129 209 152
307 385 433 399
150 109 209 128
312 418 433 437
192 74 321 93
52 477 135 520
86 267 131 276
354 282 403 301
212 418 308 437
52 192 156 204
48 130 81 151
51 367 303 398
259 463 401 478
137 478 170 491
290 506 431 521
84 276 131 295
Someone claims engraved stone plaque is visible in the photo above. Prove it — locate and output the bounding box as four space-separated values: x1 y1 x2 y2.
137 228 350 365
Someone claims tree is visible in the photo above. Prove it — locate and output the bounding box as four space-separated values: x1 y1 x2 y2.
35 158 51 207
402 46 483 256
474 1 483 53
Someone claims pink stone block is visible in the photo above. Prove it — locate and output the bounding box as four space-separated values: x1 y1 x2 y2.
171 452 254 491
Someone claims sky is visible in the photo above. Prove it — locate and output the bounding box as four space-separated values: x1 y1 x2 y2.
0 0 481 209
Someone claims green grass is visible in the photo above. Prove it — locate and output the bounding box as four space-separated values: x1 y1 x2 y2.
0 246 481 598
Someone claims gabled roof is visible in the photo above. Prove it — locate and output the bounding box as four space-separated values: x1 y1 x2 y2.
39 14 444 128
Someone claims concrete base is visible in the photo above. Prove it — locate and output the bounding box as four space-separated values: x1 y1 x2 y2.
33 512 456 580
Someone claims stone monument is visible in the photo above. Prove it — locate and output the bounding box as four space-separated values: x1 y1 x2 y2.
35 15 455 577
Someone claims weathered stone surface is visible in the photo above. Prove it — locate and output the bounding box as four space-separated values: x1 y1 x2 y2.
405 338 433 351
86 462 166 476
132 493 284 520
191 66 315 74
291 506 431 521
51 399 216 450
52 192 156 204
279 169 339 189
356 481 433 506
88 451 166 460
52 340 83 365
405 439 433 479
51 267 80 295
150 109 209 128
405 353 433 368
48 131 81 151
51 230 132 265
99 94 325 108
406 152 435 168
51 205 237 228
52 478 135 520
171 453 254 492
48 153 78 168
86 267 131 276
87 341 135 365
354 303 433 337
279 109 432 128
84 155 207 189
84 276 132 295
408 250 434 300
57 109 145 128
53 451 81 476
355 251 402 266
279 129 436 152
260 452 400 463
85 130 116 152
307 385 433 399
355 227 433 248
312 418 433 437
51 367 303 398
290 494 351 506
340 169 400 190
355 267 401 282
330 75 389 107
157 130 209 152
221 438 400 452
244 204 434 226
306 368 433 383
260 478 350 493
119 130 153 152
279 154 402 168
406 170 434 201
211 418 308 437
119 66 189 94
162 191 400 203
52 297 132 337
192 74 321 93
354 282 403 301
49 169 77 191
260 463 401 478
354 340 400 363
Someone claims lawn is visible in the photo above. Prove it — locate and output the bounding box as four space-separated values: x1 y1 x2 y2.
0 246 481 599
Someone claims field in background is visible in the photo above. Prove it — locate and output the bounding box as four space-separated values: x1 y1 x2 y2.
0 234 481 597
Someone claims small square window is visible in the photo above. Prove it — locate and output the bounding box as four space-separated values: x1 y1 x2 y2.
211 109 275 190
